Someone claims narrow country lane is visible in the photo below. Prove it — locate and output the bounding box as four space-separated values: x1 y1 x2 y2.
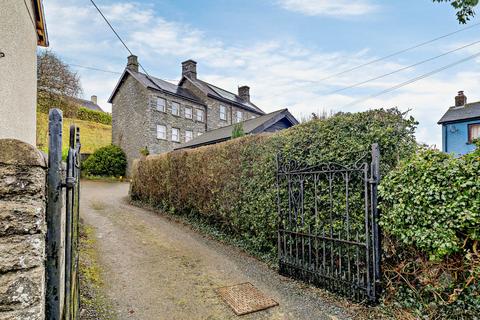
80 180 352 320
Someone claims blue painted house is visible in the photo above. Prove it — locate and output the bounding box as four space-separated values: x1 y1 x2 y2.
438 91 480 155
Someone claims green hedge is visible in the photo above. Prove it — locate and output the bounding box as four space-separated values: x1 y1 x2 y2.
130 108 417 256
76 107 112 125
82 145 126 177
379 146 480 318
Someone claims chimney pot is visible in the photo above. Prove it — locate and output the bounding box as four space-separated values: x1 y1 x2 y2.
127 55 139 72
455 90 467 107
238 85 250 103
91 95 97 104
182 59 197 80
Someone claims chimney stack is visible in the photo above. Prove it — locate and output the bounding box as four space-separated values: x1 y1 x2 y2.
91 95 98 105
182 59 197 79
127 55 139 72
238 86 250 102
455 91 467 107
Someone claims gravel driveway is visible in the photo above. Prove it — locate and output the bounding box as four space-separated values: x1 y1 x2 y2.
80 180 353 320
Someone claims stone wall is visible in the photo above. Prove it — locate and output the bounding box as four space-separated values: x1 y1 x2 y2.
146 89 206 155
111 74 150 176
0 139 47 320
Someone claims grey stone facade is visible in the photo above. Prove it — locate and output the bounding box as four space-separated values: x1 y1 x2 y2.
110 56 265 175
0 139 47 320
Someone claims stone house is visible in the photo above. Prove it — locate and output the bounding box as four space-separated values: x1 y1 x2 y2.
109 55 268 174
0 0 49 145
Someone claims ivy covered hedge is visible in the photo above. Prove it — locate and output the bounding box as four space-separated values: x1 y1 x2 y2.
130 108 417 257
379 146 480 318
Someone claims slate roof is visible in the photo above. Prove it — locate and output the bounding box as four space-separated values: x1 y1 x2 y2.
108 69 204 105
175 109 298 150
191 79 265 115
70 97 104 112
438 102 480 124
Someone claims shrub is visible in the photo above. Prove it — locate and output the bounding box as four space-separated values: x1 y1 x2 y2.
77 107 112 125
380 147 480 259
130 108 417 256
82 145 126 177
379 145 480 318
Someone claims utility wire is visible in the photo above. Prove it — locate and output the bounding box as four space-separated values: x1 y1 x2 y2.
68 63 179 82
318 22 480 82
328 39 480 95
69 63 122 74
89 0 163 90
341 50 480 108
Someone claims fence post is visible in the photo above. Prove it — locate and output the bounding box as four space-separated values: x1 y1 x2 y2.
46 109 63 320
371 143 381 299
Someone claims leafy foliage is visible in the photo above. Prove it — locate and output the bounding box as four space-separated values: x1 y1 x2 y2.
433 0 479 23
231 123 245 139
76 107 112 125
130 108 417 256
380 146 480 259
380 144 480 318
82 145 127 177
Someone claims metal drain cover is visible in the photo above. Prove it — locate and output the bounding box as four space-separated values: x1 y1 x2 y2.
216 282 279 315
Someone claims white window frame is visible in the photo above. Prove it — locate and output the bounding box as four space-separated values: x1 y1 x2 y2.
156 97 166 112
185 106 193 119
171 102 180 116
196 109 205 122
219 105 227 121
156 124 167 140
172 127 180 142
235 110 243 123
185 130 193 142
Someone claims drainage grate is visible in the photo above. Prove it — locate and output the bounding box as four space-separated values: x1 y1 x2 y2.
216 282 279 316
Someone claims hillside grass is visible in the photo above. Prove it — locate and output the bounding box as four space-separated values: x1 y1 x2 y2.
36 112 111 155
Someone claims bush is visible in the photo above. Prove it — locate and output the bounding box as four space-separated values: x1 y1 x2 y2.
379 145 480 318
77 107 112 125
82 145 126 177
130 108 417 256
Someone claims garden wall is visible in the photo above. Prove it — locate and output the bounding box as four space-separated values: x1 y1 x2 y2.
0 139 47 320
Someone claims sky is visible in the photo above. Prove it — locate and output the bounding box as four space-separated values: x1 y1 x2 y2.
41 0 480 147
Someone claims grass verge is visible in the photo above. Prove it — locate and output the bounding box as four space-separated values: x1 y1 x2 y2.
36 112 111 155
79 221 117 320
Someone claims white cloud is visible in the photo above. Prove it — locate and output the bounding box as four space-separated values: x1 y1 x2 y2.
43 0 480 147
277 0 377 17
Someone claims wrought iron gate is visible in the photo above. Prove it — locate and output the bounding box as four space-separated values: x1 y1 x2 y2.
276 144 381 303
46 109 81 319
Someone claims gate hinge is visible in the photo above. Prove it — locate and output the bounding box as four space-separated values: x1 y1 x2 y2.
62 177 75 189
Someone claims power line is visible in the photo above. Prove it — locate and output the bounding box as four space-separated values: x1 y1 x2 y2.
318 22 480 82
89 0 163 90
68 63 122 74
341 50 480 108
328 39 480 95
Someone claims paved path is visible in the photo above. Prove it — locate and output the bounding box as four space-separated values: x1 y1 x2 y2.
80 180 352 320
